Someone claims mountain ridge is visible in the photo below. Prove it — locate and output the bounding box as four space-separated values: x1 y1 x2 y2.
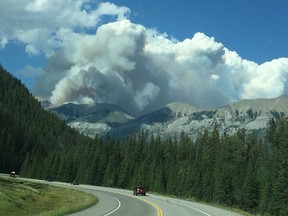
48 95 288 139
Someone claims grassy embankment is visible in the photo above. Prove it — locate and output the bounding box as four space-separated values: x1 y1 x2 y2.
0 176 98 216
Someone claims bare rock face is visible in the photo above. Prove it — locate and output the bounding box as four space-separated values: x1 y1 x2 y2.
48 96 288 140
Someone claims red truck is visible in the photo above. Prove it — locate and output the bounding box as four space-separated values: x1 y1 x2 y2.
133 186 147 196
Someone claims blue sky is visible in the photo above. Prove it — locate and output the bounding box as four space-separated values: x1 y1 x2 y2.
113 0 287 63
0 1 288 115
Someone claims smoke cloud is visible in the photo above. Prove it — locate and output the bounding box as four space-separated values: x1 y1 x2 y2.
40 20 288 115
1 1 288 115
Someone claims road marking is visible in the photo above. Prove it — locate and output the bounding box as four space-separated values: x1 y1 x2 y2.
171 201 211 216
93 187 163 216
152 196 211 216
103 193 121 216
130 195 163 216
140 198 163 216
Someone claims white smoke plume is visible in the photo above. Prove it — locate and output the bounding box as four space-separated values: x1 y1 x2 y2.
40 20 288 115
1 1 288 115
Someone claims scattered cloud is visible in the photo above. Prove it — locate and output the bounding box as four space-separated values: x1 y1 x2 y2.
1 1 288 115
18 65 44 77
0 0 130 56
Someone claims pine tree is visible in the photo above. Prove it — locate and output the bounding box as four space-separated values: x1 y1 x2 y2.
213 134 234 205
269 119 288 215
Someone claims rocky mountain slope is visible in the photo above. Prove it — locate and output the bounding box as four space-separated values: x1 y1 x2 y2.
49 103 134 137
48 95 288 140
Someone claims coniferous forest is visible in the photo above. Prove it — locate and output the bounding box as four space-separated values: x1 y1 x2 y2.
1 65 288 216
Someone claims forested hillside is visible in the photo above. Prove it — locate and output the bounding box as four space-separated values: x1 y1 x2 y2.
1 65 288 216
21 123 288 215
0 65 89 173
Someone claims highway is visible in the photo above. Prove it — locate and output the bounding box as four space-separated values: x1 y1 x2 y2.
48 182 244 216
6 176 244 216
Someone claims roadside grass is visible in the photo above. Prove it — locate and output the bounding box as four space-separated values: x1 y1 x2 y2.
0 176 98 216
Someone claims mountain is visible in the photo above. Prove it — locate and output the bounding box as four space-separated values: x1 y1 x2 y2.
49 103 134 137
0 66 89 174
47 95 288 140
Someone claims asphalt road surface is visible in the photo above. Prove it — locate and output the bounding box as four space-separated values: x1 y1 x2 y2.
49 182 244 216
5 175 244 216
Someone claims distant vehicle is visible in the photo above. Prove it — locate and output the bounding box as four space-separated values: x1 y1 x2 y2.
133 186 146 196
45 176 54 182
10 171 16 177
71 180 79 185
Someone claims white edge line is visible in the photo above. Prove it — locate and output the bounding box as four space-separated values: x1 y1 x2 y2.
172 201 211 216
95 188 162 216
152 196 211 216
103 193 121 216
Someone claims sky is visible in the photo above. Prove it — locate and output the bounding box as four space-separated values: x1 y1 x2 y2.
0 0 288 116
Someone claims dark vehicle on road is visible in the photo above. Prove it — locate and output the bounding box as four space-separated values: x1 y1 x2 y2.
133 186 146 196
71 180 79 185
45 176 54 182
10 171 16 177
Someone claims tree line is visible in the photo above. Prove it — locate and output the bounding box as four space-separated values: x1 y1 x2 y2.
1 65 288 215
0 65 83 173
20 121 288 216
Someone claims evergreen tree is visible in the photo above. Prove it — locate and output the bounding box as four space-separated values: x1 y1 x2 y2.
269 119 288 215
213 134 235 205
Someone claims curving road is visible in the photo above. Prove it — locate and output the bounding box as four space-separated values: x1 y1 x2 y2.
48 182 244 216
11 176 244 216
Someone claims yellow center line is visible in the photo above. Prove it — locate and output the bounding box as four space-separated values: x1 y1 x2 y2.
140 197 163 216
99 189 164 216
128 195 163 216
